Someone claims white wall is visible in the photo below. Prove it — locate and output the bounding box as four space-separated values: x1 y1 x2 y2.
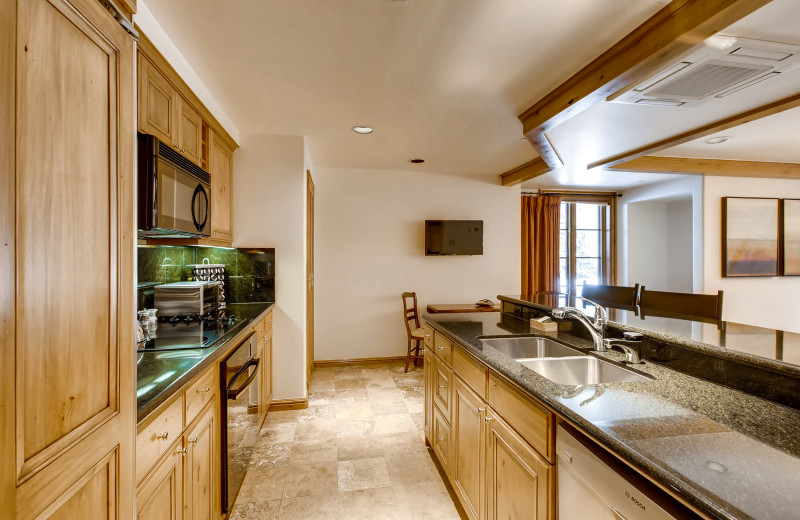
136 1 240 142
619 176 703 292
666 199 693 292
234 134 307 400
314 168 520 361
703 176 800 333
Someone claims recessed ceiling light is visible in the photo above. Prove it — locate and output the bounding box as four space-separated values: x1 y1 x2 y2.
409 158 425 164
352 126 373 134
704 136 729 144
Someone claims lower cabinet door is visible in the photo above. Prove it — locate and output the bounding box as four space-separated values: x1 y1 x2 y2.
432 407 452 478
184 400 218 520
485 408 552 520
259 336 273 425
452 377 486 520
423 347 435 444
137 439 185 520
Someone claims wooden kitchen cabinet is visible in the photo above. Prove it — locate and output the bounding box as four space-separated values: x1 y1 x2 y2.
177 98 203 166
1 0 136 517
485 408 552 520
208 131 234 245
423 345 435 444
452 377 486 520
184 400 219 520
137 438 185 520
139 55 178 145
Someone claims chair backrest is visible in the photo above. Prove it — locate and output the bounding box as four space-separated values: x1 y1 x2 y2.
581 283 640 308
402 292 420 333
639 287 723 323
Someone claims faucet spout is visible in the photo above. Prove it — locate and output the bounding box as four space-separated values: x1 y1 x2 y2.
603 332 644 364
551 307 605 352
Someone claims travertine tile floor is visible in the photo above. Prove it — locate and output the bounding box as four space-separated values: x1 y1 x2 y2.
230 361 464 520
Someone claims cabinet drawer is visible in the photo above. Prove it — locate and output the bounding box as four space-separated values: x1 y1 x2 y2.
487 372 554 463
433 357 453 419
434 332 453 366
185 366 217 427
453 345 488 400
423 323 434 348
136 396 184 484
433 406 452 479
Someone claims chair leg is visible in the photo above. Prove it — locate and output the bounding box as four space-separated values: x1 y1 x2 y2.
404 337 412 373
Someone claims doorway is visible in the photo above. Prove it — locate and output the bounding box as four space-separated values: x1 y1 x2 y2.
306 170 315 387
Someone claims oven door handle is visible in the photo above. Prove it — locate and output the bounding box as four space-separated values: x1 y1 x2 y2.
226 357 260 400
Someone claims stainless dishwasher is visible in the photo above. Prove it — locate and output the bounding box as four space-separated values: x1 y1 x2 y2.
557 424 695 520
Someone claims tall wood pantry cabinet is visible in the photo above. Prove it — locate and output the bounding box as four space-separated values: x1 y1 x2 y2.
0 0 137 518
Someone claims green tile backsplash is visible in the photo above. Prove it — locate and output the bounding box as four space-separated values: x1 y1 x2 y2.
137 245 275 309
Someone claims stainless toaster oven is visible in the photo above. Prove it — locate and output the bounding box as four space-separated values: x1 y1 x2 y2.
154 281 224 317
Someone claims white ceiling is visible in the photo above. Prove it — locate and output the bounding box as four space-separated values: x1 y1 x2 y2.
140 0 672 175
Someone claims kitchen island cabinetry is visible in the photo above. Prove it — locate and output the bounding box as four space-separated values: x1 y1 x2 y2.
1 0 137 517
424 329 554 520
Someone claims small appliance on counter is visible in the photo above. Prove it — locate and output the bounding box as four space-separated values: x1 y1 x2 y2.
188 261 228 310
154 280 224 317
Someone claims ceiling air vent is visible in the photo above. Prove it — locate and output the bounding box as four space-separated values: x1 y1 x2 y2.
612 37 800 107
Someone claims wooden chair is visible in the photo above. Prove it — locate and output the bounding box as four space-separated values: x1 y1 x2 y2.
639 287 724 324
402 292 425 373
581 283 640 311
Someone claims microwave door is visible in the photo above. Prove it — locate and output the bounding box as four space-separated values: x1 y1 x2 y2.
156 158 200 235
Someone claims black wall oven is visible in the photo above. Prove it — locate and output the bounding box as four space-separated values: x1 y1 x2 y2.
219 332 260 514
138 133 212 238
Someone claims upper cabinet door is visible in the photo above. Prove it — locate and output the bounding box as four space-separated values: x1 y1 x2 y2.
138 55 176 145
209 131 233 242
177 98 202 166
6 0 136 517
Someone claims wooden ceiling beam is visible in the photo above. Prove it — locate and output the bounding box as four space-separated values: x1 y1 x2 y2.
500 158 551 186
517 0 771 138
609 156 800 179
589 92 800 170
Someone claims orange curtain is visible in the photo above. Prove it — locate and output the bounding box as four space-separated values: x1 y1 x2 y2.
521 195 561 295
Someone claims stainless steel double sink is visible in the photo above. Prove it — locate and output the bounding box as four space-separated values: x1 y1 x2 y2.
479 336 654 385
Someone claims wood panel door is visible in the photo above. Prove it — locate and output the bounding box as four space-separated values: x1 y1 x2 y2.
452 377 486 520
485 409 552 520
209 131 233 243
423 347 434 444
2 0 136 517
177 98 202 166
138 55 176 145
306 170 315 385
184 401 218 520
137 440 185 520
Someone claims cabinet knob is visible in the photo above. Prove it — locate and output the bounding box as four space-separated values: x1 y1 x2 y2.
424 334 430 338
196 387 210 394
437 346 444 351
173 144 179 149
175 447 187 455
419 348 426 353
188 437 199 444
478 407 486 413
438 437 445 442
438 385 446 389
269 319 272 324
155 432 169 440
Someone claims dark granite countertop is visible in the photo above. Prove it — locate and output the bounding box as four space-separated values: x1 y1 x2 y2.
136 302 274 423
499 294 800 377
424 311 800 520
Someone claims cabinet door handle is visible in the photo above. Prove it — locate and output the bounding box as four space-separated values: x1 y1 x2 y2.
424 334 431 338
269 319 272 324
484 417 494 423
437 437 445 442
419 348 426 353
188 437 198 444
175 447 187 455
196 387 210 394
155 432 169 440
438 385 446 389
478 407 486 413
173 144 179 149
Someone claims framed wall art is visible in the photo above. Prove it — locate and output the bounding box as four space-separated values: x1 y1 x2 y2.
782 199 800 276
722 197 780 277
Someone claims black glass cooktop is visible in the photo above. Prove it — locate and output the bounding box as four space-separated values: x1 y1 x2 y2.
137 314 244 352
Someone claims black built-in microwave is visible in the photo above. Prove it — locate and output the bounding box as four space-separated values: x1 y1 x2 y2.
137 133 212 238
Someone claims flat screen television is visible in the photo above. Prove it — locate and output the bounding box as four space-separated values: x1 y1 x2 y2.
425 220 483 256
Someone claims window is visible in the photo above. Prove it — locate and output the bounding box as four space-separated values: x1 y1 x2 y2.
558 197 615 295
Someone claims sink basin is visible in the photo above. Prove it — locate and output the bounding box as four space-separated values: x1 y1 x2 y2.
519 357 655 385
480 336 582 360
